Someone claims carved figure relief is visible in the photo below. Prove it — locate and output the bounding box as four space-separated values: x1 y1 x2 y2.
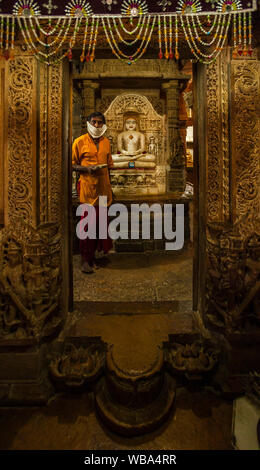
0 221 62 339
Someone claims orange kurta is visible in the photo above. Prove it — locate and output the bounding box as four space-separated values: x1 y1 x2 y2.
72 133 114 206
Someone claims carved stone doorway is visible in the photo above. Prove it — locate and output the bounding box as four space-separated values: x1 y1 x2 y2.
67 58 204 435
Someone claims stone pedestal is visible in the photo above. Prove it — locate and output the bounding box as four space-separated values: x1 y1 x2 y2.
95 345 176 437
111 166 166 197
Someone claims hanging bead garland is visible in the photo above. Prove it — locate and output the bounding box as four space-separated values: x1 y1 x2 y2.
0 0 256 66
232 11 251 57
158 15 163 59
0 16 16 60
112 16 146 46
175 15 179 59
17 15 84 65
90 17 99 61
102 14 156 65
180 12 232 64
80 16 89 61
233 10 237 57
4 15 9 59
248 11 252 56
163 15 169 58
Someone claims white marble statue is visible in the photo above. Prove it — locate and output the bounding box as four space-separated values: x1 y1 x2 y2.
112 117 156 168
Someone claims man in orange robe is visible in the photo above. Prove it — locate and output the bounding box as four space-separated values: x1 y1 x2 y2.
72 112 114 273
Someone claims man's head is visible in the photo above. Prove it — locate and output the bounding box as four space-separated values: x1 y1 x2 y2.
87 112 107 139
87 112 106 128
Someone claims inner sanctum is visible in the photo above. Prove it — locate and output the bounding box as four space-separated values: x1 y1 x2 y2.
72 57 194 312
0 0 259 449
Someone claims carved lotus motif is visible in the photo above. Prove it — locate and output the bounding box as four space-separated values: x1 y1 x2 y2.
166 340 220 379
49 343 106 387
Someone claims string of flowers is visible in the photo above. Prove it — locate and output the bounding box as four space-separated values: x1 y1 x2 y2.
29 17 70 49
17 15 84 65
158 15 163 59
112 16 146 46
163 15 169 59
233 11 237 57
5 16 9 55
242 11 247 55
103 15 151 61
35 17 62 36
195 14 218 36
0 8 255 65
191 14 222 47
238 12 242 55
89 16 99 62
248 11 252 56
8 16 15 59
80 16 89 62
102 14 156 65
85 16 95 62
169 14 173 59
180 12 231 64
118 15 142 35
175 15 179 59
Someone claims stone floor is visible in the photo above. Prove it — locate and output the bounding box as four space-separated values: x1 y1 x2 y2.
73 246 193 304
0 246 234 450
0 389 233 450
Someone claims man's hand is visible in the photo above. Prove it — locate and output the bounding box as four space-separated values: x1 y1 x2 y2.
72 165 96 174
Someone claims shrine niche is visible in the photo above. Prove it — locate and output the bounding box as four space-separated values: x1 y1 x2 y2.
104 93 166 196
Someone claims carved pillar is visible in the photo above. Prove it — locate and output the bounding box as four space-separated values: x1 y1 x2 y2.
0 59 5 226
205 50 260 334
80 80 100 133
162 80 186 193
0 49 65 404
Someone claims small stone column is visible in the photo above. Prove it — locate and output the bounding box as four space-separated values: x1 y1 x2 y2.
162 81 186 193
80 80 100 133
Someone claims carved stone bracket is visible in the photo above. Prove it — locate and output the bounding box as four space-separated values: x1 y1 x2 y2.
164 336 221 381
49 339 106 388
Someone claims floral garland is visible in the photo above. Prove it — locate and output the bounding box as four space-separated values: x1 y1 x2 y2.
0 1 256 66
102 14 156 65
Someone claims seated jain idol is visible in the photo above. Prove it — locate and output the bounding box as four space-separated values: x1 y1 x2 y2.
112 116 156 169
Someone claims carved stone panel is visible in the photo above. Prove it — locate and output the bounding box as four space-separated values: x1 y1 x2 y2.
0 221 63 340
6 54 37 226
206 51 230 223
231 60 260 222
